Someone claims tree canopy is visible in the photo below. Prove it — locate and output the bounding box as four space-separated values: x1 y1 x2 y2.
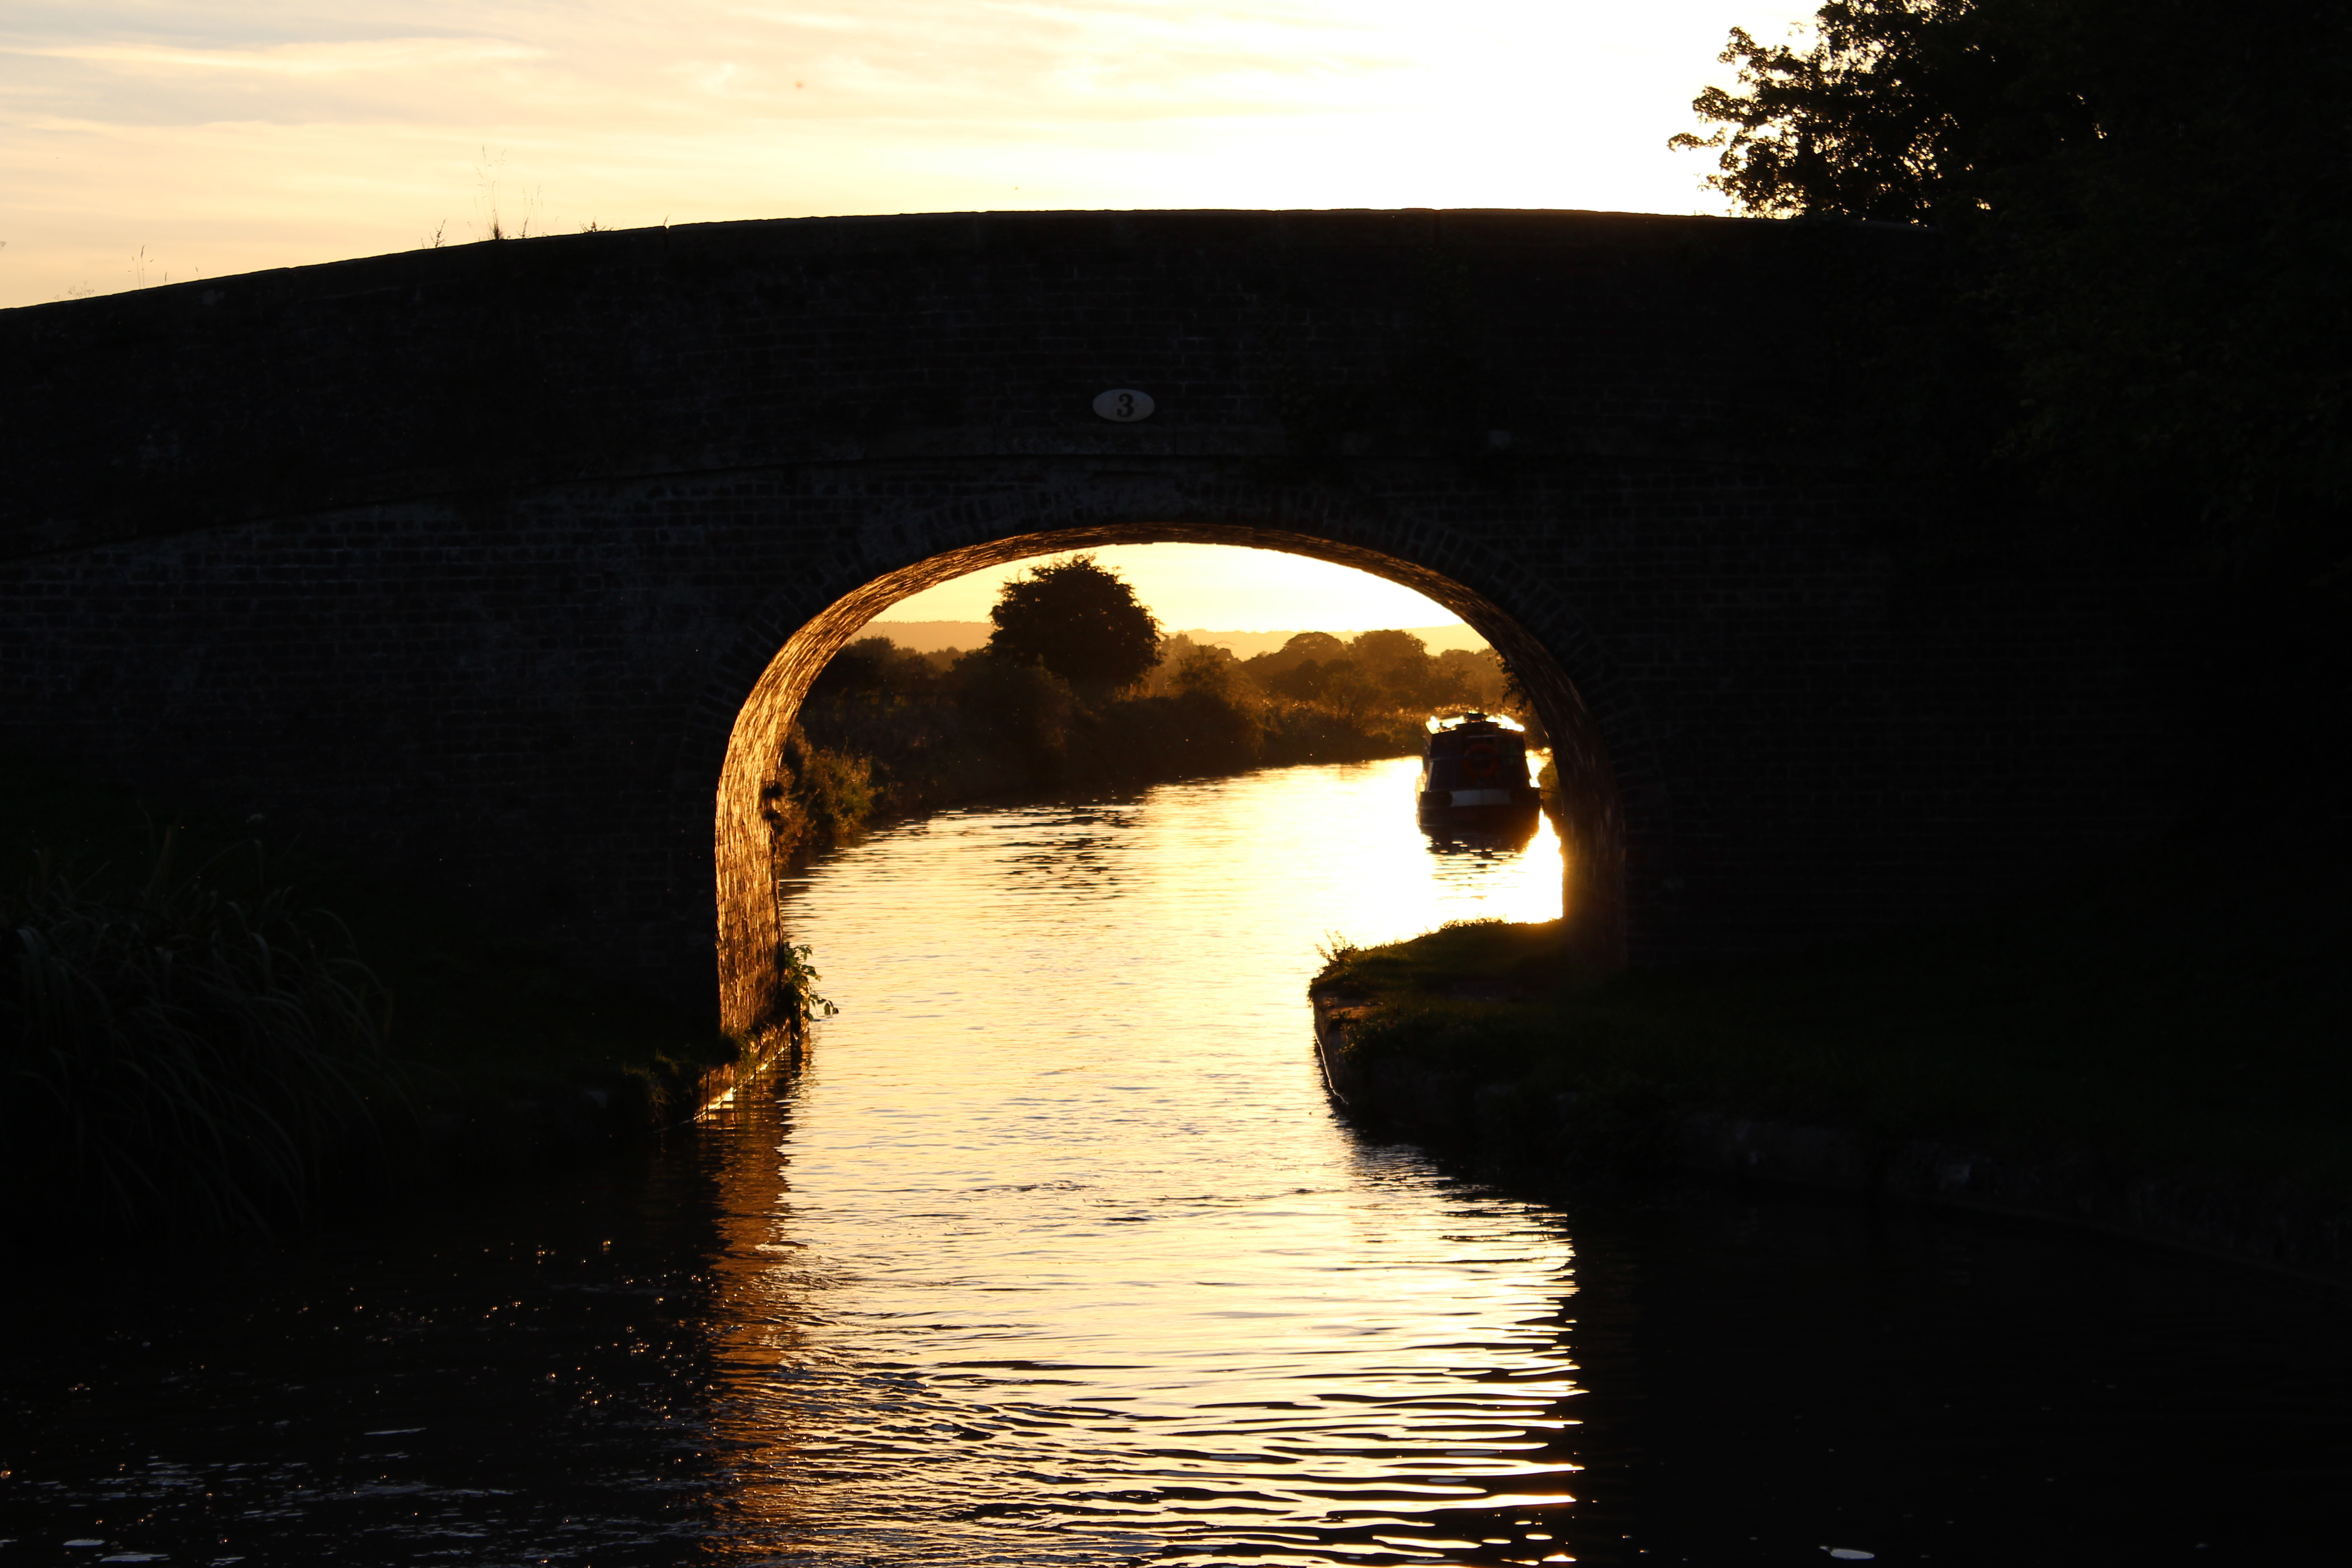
1250 632 1348 679
1668 0 2087 227
1235 630 1514 722
1673 0 2350 592
984 554 1163 694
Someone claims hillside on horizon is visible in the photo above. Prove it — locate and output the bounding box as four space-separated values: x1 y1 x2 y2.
863 621 1493 659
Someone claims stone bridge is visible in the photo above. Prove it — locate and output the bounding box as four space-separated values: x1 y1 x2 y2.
0 209 2166 1035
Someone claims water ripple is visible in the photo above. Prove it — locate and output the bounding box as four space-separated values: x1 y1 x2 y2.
712 759 1574 1563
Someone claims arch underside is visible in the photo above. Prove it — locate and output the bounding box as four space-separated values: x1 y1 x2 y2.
715 518 1633 1043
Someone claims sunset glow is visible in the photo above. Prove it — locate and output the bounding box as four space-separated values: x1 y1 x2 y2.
1 1 1808 309
878 543 1461 633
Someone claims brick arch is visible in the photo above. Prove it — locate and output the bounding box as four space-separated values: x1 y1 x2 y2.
707 513 1658 1040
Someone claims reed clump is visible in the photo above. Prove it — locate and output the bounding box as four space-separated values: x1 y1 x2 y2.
1 839 411 1248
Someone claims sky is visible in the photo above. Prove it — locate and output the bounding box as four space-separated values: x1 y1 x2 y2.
877 543 1460 632
0 1 1811 308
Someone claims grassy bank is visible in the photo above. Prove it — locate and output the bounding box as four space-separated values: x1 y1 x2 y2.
1313 826 2352 1209
2 756 746 1248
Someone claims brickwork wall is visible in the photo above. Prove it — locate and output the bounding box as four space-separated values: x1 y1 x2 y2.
0 210 2176 1021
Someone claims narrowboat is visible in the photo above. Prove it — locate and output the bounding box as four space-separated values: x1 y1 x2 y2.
1416 711 1542 830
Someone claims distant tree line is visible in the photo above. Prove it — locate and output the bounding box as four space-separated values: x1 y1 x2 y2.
1158 629 1514 725
779 556 1535 847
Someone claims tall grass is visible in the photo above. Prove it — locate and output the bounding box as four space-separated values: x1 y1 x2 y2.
1 839 410 1247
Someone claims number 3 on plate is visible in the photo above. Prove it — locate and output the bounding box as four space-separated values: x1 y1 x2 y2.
1092 388 1156 422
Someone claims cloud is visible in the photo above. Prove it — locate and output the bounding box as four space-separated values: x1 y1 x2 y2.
8 37 542 79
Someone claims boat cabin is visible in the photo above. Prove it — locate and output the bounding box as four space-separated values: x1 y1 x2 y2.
1416 711 1542 828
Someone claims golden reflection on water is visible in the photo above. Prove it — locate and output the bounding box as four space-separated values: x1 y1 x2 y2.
7 764 2343 1564
699 758 1584 1563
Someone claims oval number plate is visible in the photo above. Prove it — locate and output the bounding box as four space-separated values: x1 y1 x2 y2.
1092 388 1156 422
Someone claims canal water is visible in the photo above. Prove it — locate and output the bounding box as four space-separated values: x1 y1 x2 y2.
3 758 2345 1566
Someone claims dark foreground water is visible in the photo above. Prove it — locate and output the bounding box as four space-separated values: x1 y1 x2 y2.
4 759 2346 1566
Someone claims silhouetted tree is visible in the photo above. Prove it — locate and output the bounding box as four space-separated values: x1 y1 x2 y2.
1672 0 2350 589
808 636 949 701
1247 631 1347 677
1244 633 1347 703
1346 630 1435 709
1669 0 2053 226
1164 646 1265 765
1430 647 1506 709
1169 644 1252 702
985 555 1162 696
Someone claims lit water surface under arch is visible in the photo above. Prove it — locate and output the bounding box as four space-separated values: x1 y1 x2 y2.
715 758 1576 1563
5 758 2346 1566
